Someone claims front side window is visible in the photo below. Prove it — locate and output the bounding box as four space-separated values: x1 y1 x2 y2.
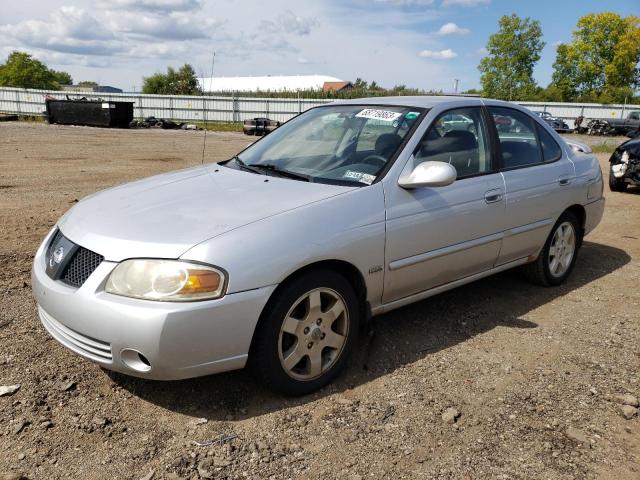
232 105 423 185
413 107 491 178
489 107 542 169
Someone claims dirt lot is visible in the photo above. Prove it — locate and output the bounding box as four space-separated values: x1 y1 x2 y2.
0 122 638 480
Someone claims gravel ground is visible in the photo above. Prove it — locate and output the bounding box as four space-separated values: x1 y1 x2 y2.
0 122 638 480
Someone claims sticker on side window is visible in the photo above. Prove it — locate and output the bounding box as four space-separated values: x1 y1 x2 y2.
356 109 403 122
343 170 376 185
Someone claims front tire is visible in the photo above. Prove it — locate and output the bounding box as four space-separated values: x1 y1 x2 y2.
249 270 360 395
522 211 581 286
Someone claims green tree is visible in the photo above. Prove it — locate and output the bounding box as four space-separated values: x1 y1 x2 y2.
77 80 98 88
478 14 545 100
52 70 73 86
353 78 368 90
0 51 73 90
142 64 199 95
550 13 640 103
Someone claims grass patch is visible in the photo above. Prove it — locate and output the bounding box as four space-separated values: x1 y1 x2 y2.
591 141 617 154
2 113 245 132
0 113 46 122
196 121 244 132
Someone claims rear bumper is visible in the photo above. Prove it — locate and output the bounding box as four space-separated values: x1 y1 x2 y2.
584 197 605 236
31 229 276 380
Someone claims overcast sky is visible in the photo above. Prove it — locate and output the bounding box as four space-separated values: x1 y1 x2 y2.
1 0 638 92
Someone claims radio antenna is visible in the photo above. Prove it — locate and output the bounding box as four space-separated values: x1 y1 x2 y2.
201 51 215 164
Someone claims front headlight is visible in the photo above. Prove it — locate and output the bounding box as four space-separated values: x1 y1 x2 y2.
105 259 226 301
621 151 630 164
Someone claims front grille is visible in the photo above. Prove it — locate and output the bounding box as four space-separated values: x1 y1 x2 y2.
39 307 112 362
61 246 104 288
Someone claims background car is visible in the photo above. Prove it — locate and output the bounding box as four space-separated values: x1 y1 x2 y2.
534 111 571 132
609 136 640 192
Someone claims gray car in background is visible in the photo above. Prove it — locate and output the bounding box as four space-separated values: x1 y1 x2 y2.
32 96 604 395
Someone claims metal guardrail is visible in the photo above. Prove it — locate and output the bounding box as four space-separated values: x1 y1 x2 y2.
0 86 638 127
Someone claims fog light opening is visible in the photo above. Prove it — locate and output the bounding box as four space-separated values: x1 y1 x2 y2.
120 348 152 373
138 352 150 367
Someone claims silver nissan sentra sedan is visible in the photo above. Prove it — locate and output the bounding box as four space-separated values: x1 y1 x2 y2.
32 96 604 395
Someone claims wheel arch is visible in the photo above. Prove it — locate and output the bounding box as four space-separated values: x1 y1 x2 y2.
248 260 370 354
564 204 586 246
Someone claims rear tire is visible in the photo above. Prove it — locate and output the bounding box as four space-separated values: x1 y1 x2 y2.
249 270 360 396
609 168 627 192
522 211 581 287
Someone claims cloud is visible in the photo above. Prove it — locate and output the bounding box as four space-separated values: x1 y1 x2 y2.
477 47 488 55
0 2 221 60
436 22 470 35
0 0 462 91
105 11 221 40
100 0 202 13
418 48 458 59
441 0 490 6
258 10 319 36
0 6 123 56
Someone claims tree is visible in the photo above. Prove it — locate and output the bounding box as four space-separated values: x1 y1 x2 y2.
52 70 73 86
478 14 545 100
142 64 199 95
549 13 640 103
77 81 98 88
353 78 368 90
0 51 73 90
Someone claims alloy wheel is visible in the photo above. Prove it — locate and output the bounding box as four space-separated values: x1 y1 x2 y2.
277 288 349 381
548 221 576 278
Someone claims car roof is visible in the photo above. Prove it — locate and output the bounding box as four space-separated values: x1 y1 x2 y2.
331 95 516 109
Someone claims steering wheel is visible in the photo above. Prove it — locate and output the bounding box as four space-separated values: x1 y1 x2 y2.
361 155 387 168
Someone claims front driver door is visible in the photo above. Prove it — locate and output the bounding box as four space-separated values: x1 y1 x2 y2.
383 107 505 304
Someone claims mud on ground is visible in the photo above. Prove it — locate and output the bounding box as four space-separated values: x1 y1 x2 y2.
0 122 638 479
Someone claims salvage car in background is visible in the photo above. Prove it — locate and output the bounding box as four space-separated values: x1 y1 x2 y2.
32 97 604 395
609 136 640 192
534 111 570 133
605 110 640 136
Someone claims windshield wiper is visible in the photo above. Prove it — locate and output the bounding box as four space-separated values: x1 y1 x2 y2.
229 156 263 174
245 163 312 182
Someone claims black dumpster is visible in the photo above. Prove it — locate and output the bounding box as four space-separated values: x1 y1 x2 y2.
243 117 281 136
45 99 134 128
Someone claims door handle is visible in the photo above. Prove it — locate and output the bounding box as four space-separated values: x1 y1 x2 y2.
558 176 572 186
484 189 503 204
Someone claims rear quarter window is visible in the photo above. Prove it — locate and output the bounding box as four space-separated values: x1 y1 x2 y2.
536 124 562 162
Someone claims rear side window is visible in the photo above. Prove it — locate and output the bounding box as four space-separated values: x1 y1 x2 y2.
536 124 562 162
488 107 542 169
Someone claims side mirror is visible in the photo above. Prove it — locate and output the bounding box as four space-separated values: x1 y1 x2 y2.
398 161 457 189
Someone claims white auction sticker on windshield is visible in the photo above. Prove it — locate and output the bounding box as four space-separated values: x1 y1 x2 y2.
343 170 376 185
356 109 402 122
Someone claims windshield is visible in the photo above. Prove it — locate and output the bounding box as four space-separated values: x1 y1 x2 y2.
230 105 424 185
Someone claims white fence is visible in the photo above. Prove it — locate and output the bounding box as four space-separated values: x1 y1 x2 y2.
0 86 331 123
0 86 638 127
516 101 640 129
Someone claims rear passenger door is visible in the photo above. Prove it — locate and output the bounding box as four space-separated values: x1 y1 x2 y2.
487 107 575 265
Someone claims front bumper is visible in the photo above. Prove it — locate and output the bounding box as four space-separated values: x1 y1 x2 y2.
31 229 276 380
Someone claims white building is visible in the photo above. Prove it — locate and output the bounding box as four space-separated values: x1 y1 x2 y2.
198 75 348 92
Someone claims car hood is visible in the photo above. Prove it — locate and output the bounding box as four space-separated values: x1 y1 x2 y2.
58 164 355 261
